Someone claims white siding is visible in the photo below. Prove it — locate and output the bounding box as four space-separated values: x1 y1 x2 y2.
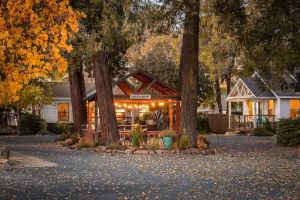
41 99 73 123
275 99 280 120
42 104 57 123
243 101 248 115
262 100 268 115
279 99 290 119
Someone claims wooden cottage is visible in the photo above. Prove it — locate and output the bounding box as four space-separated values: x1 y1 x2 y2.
83 69 181 139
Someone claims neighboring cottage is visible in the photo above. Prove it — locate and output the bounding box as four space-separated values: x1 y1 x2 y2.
41 82 73 124
227 72 300 129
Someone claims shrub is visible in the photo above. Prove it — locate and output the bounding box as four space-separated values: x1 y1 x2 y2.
277 118 300 146
130 124 143 138
71 133 79 144
19 112 47 135
108 143 126 150
254 127 274 136
197 135 210 150
78 142 94 149
263 119 276 133
146 138 160 150
197 114 211 134
179 135 189 150
161 129 176 137
54 123 72 135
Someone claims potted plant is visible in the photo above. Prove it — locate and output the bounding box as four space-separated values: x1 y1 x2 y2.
161 129 176 150
143 113 156 125
143 113 157 131
130 124 143 147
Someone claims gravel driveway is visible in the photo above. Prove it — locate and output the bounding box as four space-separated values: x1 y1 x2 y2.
0 135 299 200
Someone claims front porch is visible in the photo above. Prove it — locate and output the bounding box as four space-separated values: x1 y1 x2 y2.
230 114 275 130
227 76 277 130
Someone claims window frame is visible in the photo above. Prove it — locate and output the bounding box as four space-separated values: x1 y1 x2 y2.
57 103 69 122
290 99 300 119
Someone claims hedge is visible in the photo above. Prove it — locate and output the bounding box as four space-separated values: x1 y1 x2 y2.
277 118 300 146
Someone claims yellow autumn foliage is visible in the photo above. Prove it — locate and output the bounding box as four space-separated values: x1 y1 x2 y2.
0 0 83 105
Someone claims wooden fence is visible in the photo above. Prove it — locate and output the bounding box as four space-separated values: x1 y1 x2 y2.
208 114 229 134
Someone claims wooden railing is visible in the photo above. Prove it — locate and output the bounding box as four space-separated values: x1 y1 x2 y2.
230 115 275 129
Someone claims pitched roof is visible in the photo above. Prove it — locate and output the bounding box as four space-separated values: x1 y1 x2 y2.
50 82 71 98
240 77 275 97
84 69 180 100
230 72 300 99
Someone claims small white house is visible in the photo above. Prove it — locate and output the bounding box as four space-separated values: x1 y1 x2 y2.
227 72 300 129
41 82 73 124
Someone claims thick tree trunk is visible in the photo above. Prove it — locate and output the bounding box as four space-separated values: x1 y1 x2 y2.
93 52 119 145
225 64 232 114
179 0 200 147
69 65 87 135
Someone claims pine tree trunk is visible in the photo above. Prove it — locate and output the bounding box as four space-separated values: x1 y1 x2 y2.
69 65 87 135
179 0 200 147
225 64 232 114
93 52 119 145
215 71 222 114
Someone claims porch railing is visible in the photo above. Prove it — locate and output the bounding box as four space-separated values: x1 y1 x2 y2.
230 115 275 129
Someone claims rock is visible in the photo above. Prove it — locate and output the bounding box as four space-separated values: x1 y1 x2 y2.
69 145 75 149
155 150 171 155
56 141 64 147
125 149 134 154
0 146 9 159
111 149 116 156
95 146 108 152
171 150 180 154
149 150 156 155
104 149 112 153
64 139 73 146
134 150 149 155
181 149 190 154
116 150 125 154
201 149 216 155
0 158 9 169
125 147 137 154
189 148 200 155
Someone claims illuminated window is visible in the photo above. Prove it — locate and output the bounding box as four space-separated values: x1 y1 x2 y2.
115 109 125 121
58 103 69 121
268 100 274 115
248 101 254 115
290 100 300 119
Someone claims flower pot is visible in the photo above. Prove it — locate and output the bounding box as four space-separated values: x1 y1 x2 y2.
131 136 140 147
146 119 156 125
162 136 173 150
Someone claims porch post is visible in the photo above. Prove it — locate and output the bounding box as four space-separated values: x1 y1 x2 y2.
87 101 92 134
228 101 231 129
168 102 174 130
94 102 99 142
174 102 180 131
87 101 94 143
254 99 257 128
